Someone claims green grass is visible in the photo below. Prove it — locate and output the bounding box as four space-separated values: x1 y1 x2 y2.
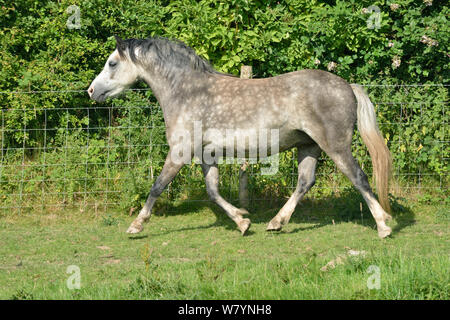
0 193 448 300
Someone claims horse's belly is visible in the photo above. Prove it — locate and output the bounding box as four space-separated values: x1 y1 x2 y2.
200 128 312 160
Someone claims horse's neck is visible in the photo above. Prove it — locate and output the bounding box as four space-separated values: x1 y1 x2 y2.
141 69 213 122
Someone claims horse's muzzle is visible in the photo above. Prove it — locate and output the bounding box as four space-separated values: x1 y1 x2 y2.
87 83 110 102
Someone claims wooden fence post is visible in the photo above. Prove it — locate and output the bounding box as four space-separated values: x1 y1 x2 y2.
239 65 252 209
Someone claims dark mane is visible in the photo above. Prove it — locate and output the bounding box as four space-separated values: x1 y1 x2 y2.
121 37 223 75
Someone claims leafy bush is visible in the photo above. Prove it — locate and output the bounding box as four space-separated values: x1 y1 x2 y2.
0 0 448 212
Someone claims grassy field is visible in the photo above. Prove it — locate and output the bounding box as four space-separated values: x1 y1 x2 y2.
0 190 448 300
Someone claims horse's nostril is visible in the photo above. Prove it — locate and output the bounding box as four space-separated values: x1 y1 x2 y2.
88 87 94 96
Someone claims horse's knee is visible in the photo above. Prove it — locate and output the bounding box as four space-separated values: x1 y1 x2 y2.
206 189 219 202
297 174 315 193
354 168 372 193
307 176 316 189
149 183 163 198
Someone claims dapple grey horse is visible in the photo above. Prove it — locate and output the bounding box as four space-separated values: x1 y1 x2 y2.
88 36 393 238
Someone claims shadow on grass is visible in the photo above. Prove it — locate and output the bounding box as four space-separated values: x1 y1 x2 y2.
142 186 415 238
128 235 149 240
285 190 416 237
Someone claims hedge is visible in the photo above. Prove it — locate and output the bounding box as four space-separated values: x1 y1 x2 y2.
0 0 448 210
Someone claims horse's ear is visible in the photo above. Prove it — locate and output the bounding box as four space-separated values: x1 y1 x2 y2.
114 35 123 44
114 36 126 57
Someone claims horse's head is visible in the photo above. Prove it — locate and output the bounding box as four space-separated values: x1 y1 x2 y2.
88 36 140 102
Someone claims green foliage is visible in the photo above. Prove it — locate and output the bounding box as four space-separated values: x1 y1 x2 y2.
10 288 34 300
1 202 449 299
101 213 119 226
0 0 448 212
1 0 447 91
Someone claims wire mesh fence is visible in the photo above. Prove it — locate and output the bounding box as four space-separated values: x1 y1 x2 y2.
0 84 448 213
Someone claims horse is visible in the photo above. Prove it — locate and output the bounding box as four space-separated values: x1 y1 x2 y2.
88 36 393 238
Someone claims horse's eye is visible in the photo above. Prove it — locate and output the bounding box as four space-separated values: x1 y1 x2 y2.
109 61 117 68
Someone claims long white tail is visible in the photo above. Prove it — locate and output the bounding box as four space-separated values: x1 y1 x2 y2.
351 84 392 213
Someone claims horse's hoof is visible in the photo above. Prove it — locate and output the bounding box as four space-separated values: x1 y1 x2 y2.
237 208 250 215
266 219 282 232
126 222 143 234
377 226 392 239
238 218 251 235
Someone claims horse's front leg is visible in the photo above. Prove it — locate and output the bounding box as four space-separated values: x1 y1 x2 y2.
126 153 184 234
202 163 251 235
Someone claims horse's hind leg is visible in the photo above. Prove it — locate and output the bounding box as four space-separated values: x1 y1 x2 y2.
267 144 321 231
325 148 392 238
201 163 251 235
